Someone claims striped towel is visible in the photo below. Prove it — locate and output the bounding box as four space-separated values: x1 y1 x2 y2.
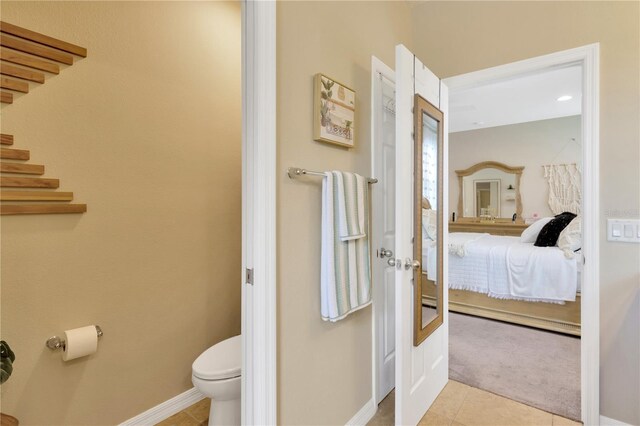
321 171 372 322
334 172 367 241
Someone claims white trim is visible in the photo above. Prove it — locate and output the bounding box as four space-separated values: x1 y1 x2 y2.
445 45 596 92
600 415 633 426
444 43 600 426
580 43 600 426
345 398 377 426
241 1 277 426
370 55 395 407
118 388 204 426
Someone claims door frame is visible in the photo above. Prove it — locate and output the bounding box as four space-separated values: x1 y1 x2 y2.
241 1 277 425
371 44 600 425
371 55 397 405
443 44 600 425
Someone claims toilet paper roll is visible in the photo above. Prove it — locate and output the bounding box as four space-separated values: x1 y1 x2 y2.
62 326 98 361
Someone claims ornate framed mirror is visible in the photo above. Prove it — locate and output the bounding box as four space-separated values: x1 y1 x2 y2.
414 94 444 346
455 161 525 223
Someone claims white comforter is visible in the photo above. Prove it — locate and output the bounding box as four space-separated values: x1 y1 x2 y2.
423 233 579 304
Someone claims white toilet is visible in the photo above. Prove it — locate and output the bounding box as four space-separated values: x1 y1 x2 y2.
192 335 241 426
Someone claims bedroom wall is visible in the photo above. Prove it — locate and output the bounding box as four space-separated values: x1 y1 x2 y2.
276 2 412 424
450 115 582 219
0 2 241 424
412 2 639 424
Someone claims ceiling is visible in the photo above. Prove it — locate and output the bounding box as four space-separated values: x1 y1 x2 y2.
449 65 582 133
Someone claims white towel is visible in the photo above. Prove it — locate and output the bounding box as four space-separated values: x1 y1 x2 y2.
321 171 372 322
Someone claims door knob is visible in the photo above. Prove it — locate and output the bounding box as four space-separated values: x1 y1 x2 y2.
404 258 421 270
387 258 401 269
379 247 393 258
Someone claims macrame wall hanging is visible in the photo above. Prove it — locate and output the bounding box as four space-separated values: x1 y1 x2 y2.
543 163 581 215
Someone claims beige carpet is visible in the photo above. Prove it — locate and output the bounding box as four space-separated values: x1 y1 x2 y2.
449 312 581 421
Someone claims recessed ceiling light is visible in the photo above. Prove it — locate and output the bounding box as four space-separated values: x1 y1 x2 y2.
557 95 573 102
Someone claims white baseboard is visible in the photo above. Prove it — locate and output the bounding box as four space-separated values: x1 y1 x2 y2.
600 415 632 426
345 398 377 426
119 387 205 426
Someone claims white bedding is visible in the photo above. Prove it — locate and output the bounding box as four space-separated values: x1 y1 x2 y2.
448 232 489 257
423 232 580 304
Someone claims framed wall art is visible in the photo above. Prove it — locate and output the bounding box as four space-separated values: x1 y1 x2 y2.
313 73 356 148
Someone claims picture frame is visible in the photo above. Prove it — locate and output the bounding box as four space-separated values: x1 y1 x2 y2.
313 73 356 148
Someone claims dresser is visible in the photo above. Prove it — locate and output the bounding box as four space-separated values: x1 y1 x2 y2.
449 221 529 236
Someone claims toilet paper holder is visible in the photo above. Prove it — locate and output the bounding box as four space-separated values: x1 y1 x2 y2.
46 325 103 350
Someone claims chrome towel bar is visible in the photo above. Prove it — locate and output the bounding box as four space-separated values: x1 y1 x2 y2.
287 167 378 184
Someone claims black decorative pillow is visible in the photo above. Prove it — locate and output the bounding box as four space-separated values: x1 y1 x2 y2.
534 212 577 247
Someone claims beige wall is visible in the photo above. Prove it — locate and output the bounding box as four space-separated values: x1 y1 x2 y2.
276 2 412 424
412 2 639 424
450 116 582 219
0 2 241 424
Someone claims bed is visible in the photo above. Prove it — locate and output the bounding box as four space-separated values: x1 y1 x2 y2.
422 232 582 336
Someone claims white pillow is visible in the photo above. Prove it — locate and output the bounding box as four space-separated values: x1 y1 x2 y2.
558 216 581 258
422 209 437 241
520 217 553 243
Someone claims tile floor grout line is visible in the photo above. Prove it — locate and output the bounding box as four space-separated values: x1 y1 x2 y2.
186 411 199 423
449 384 471 424
463 383 562 422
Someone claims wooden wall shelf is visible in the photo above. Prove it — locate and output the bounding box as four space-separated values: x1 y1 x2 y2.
1 191 73 201
1 134 14 145
1 177 59 188
0 162 44 174
0 21 87 57
0 47 60 74
2 204 86 215
0 21 86 104
1 62 45 83
0 91 12 104
1 76 28 93
1 148 29 160
0 22 87 215
0 134 85 215
0 34 73 65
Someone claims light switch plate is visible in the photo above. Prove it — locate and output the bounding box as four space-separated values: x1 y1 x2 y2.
607 219 640 243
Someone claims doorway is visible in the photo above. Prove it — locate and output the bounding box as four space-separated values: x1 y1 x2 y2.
447 63 583 420
371 45 600 425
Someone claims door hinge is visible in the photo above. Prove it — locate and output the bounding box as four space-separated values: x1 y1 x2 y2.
246 268 254 285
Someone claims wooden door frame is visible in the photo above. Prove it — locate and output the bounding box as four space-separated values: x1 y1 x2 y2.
443 44 600 425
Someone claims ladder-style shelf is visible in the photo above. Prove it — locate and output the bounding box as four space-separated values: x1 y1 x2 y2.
0 134 86 215
0 20 87 104
0 21 87 215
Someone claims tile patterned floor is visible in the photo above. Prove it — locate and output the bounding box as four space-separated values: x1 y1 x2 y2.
368 381 583 426
158 381 583 426
155 398 210 426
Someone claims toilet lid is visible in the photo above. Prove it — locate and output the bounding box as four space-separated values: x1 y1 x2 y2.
192 335 241 380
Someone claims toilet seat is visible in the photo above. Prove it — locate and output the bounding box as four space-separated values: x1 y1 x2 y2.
192 335 241 381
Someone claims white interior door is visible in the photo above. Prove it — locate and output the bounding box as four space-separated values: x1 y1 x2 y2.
372 57 397 404
394 44 449 425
